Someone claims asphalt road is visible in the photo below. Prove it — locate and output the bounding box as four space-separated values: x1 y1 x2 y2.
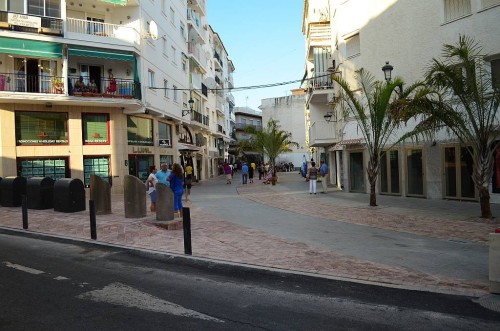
191 173 488 281
0 230 499 330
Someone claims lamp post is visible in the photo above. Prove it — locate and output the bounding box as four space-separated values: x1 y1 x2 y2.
182 98 195 117
381 61 403 94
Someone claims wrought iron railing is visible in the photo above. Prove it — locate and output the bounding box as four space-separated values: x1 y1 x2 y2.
0 73 64 94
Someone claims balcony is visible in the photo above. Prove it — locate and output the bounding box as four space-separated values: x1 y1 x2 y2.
309 121 337 147
188 0 207 16
217 124 223 133
306 23 331 60
0 73 65 94
188 42 208 73
0 11 63 36
69 76 139 99
190 110 209 126
226 92 235 106
235 123 262 131
306 71 335 105
214 51 223 68
227 72 234 89
187 9 205 44
66 18 140 45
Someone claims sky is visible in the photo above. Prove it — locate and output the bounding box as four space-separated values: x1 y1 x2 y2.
207 1 305 111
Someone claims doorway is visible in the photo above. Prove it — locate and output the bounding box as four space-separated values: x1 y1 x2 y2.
26 59 39 92
443 146 475 200
349 151 365 192
406 148 425 196
128 154 154 182
380 150 400 195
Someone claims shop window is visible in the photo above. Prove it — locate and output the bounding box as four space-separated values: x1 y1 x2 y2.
82 113 109 144
15 111 68 145
83 156 111 188
160 155 173 167
18 157 69 180
127 116 153 146
158 122 172 147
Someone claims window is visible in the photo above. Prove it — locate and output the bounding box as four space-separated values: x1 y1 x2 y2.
173 85 178 102
482 0 500 9
180 22 185 39
492 58 500 89
444 0 471 22
160 155 173 167
148 69 155 89
162 37 168 57
82 113 109 145
162 0 167 13
158 122 172 147
171 46 177 65
21 0 60 17
163 79 169 98
170 7 175 25
83 156 111 188
127 116 153 146
182 59 187 72
18 157 69 180
15 111 68 145
346 33 360 58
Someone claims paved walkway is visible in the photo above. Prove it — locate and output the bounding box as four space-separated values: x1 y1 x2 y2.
0 173 499 297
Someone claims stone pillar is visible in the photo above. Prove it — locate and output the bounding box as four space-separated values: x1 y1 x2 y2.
490 233 500 293
124 175 146 218
90 175 111 215
155 183 174 221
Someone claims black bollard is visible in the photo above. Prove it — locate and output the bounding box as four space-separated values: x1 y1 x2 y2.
89 200 97 240
22 195 28 229
183 207 192 255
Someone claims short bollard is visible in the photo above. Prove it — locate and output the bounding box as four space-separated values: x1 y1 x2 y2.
89 200 97 240
183 207 192 255
22 195 28 230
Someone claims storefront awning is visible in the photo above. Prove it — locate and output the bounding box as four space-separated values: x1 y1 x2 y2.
328 138 365 151
68 46 134 61
0 37 62 58
177 143 201 152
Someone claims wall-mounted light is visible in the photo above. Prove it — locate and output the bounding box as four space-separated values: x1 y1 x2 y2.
182 98 195 116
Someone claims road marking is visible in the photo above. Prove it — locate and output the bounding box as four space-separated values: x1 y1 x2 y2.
54 276 69 280
3 261 44 275
77 282 223 323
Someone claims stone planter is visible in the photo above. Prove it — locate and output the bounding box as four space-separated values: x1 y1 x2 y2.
490 232 500 293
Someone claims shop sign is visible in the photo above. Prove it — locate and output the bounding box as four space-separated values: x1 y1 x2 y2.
8 13 41 28
132 147 152 153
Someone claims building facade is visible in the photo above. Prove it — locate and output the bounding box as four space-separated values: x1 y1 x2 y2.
302 0 500 200
0 0 233 193
229 107 262 164
259 90 309 168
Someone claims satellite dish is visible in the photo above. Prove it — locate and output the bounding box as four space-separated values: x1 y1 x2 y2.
204 77 217 89
148 20 158 40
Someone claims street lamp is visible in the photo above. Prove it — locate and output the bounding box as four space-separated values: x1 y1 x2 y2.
182 98 195 117
381 61 403 94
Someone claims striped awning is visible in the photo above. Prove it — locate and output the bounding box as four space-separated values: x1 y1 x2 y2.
68 46 134 61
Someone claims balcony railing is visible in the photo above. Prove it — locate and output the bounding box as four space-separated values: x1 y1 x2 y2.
68 76 139 98
191 110 209 126
217 124 223 133
188 42 208 69
0 11 63 36
66 17 140 44
235 123 262 131
309 72 333 90
0 73 64 94
309 121 336 145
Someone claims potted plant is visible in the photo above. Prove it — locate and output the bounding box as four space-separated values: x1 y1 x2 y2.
52 78 64 94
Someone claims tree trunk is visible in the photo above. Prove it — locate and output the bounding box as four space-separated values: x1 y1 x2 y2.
369 176 377 206
479 185 492 219
367 156 378 207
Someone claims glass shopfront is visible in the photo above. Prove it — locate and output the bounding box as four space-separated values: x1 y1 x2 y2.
15 111 68 145
17 157 69 180
83 113 109 144
83 156 111 187
127 116 153 146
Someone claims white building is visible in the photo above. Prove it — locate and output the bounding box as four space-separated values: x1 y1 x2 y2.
0 0 233 192
259 90 309 168
302 0 500 200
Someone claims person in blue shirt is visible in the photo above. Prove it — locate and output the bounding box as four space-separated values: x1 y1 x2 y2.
319 160 329 194
241 162 249 184
167 163 184 218
155 163 171 187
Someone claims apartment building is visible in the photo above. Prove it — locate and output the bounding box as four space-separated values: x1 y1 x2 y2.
302 0 500 200
0 0 233 193
229 107 262 164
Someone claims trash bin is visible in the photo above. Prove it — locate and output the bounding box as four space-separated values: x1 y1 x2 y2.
0 176 27 207
53 178 86 213
27 177 55 209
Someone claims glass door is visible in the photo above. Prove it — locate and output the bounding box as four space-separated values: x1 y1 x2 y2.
444 146 476 199
349 151 365 192
380 150 400 195
128 155 154 182
406 148 424 196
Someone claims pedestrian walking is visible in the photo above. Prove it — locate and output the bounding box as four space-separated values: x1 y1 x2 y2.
307 161 318 194
147 165 158 212
319 160 328 194
258 162 264 180
242 162 249 184
167 163 184 218
184 161 193 201
249 164 254 183
224 162 232 184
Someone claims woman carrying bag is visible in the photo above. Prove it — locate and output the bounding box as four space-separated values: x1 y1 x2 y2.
167 163 185 218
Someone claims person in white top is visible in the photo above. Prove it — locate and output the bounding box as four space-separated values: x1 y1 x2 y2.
147 165 158 212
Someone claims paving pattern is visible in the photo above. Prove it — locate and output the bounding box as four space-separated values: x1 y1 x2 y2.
0 174 498 297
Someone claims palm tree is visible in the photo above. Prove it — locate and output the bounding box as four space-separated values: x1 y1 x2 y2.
401 36 500 218
333 68 421 206
245 119 298 182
